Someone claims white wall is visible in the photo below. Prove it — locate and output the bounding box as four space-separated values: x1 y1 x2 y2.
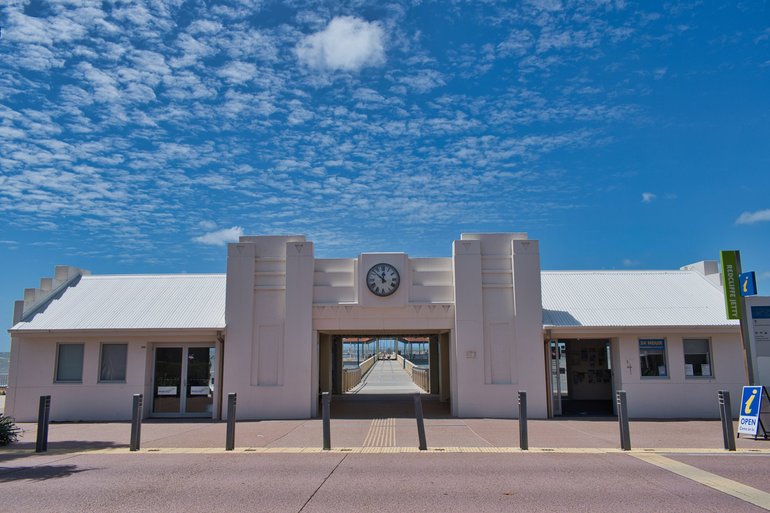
553 329 745 418
223 236 314 420
453 234 547 418
6 332 218 422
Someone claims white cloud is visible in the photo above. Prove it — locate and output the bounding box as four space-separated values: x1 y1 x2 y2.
398 69 446 93
622 258 639 267
295 16 385 72
219 61 258 84
193 226 244 246
198 220 217 230
736 209 770 224
641 192 656 203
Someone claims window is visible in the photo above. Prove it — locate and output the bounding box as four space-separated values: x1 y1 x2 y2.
56 344 84 382
684 339 712 377
100 344 128 382
639 339 667 377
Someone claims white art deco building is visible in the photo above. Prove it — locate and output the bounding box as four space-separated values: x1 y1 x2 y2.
5 233 745 421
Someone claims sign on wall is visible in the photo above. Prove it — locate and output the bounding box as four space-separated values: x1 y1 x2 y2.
720 250 742 320
740 272 758 297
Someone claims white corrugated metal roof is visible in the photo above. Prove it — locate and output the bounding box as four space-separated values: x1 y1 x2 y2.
12 274 226 332
542 270 738 328
11 269 735 332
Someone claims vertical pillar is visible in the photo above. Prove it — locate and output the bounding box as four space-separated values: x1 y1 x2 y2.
616 391 631 451
35 395 51 453
322 392 331 450
129 394 143 452
414 393 427 451
718 390 736 451
518 391 528 450
226 393 237 451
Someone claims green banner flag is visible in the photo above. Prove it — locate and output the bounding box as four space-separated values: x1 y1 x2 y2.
720 250 742 320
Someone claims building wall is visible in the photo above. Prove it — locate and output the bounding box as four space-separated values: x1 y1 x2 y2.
552 328 745 418
6 331 219 422
8 233 743 422
223 236 314 420
453 234 547 418
224 233 544 420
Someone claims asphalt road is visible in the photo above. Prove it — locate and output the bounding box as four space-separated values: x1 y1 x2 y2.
2 451 769 513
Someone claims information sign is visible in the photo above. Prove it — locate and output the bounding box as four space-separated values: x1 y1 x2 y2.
738 386 763 436
740 272 757 297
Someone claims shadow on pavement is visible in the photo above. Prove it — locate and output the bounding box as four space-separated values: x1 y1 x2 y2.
0 441 124 462
0 464 95 482
329 395 451 419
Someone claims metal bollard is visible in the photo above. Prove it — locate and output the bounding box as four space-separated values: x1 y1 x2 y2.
414 393 427 451
35 395 51 453
616 391 631 451
518 391 528 450
129 394 143 451
322 392 331 450
718 390 736 451
226 393 237 451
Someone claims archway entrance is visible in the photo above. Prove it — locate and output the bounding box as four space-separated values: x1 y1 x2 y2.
317 333 451 418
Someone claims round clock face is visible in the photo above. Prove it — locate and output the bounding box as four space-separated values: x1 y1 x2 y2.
366 263 400 297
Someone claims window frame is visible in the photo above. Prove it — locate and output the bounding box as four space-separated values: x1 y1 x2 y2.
54 343 85 383
638 338 669 379
683 337 713 379
98 343 128 383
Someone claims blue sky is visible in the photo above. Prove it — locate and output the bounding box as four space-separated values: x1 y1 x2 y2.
1 0 769 352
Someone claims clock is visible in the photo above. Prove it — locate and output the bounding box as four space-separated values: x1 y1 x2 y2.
366 263 400 297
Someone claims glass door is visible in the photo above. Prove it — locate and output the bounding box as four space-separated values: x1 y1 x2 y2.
153 347 183 414
549 340 566 417
153 346 214 417
184 347 215 415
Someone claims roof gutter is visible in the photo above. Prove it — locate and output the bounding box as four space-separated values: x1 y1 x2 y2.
544 324 741 336
8 327 226 335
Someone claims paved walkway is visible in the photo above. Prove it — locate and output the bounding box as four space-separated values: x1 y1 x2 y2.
4 418 769 452
347 360 424 395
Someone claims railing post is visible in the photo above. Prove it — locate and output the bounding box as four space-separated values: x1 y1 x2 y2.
518 391 528 450
616 390 631 451
322 392 331 450
718 390 736 451
129 394 143 452
226 393 237 451
414 393 427 451
35 395 51 453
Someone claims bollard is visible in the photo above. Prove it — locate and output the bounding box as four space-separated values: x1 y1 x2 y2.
414 393 427 451
129 394 143 452
322 392 331 450
616 391 631 451
718 390 736 451
225 393 237 451
718 391 728 448
35 395 51 453
518 391 528 450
